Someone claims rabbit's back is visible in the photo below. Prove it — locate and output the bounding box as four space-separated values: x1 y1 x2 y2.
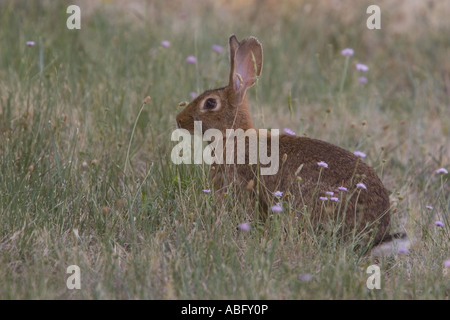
229 134 391 244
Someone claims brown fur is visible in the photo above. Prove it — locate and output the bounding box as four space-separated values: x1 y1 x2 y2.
176 35 391 245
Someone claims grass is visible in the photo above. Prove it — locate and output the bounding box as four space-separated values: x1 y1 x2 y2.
0 0 449 299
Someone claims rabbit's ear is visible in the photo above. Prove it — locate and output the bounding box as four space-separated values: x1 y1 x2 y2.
228 35 240 86
228 36 263 104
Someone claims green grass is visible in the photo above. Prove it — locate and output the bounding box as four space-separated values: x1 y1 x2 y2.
0 0 449 299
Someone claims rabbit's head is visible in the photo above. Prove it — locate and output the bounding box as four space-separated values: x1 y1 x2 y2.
176 35 263 135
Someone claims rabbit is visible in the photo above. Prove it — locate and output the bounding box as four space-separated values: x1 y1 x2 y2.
176 35 392 246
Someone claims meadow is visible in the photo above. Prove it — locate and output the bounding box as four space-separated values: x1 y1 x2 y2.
0 0 449 299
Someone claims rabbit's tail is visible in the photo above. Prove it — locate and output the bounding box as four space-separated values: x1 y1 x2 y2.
370 232 414 257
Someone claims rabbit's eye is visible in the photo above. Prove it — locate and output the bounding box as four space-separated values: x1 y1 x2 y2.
204 98 217 110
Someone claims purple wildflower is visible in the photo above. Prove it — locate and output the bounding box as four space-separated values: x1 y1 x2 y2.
325 191 334 196
353 151 367 158
283 128 296 136
186 56 197 64
160 40 170 48
317 161 328 168
356 63 369 72
202 189 211 194
338 186 348 192
356 182 367 190
436 168 448 174
270 203 283 212
341 48 354 57
330 197 339 202
239 222 250 232
435 221 444 227
444 259 450 268
319 197 328 201
190 92 198 99
26 41 35 47
359 76 368 84
426 205 433 210
274 191 283 198
212 44 224 53
398 247 409 254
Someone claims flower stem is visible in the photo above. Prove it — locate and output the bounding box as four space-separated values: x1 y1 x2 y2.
339 56 350 96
